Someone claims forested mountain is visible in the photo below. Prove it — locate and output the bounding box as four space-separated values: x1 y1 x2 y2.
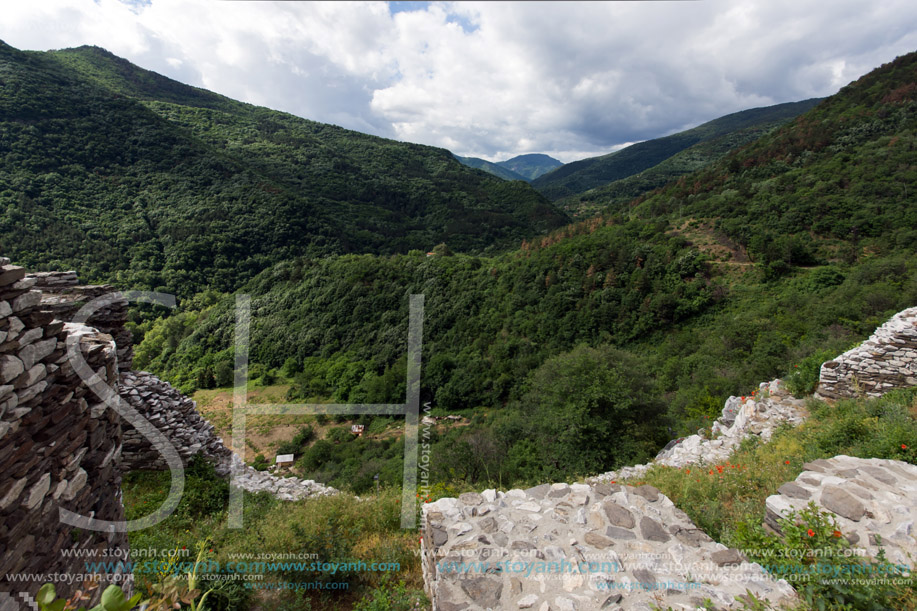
557 103 825 217
0 41 566 294
532 98 821 200
453 155 527 181
134 51 917 487
496 154 563 180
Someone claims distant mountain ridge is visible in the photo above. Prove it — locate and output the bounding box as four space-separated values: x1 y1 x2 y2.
453 155 527 181
0 41 567 294
455 153 563 182
532 99 822 200
496 154 563 180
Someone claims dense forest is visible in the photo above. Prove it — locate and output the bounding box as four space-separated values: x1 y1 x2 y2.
129 52 917 491
0 41 566 295
531 98 822 201
2 41 915 494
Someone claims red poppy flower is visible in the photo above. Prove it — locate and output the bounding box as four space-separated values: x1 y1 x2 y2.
833 530 842 538
903 444 908 450
807 529 814 537
785 460 790 465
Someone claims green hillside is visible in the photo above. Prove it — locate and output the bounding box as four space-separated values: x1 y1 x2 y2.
134 51 917 489
532 98 821 200
558 106 823 217
0 42 566 294
453 154 527 181
496 153 563 180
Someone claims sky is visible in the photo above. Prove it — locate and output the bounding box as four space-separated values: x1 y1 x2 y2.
2 1 916 163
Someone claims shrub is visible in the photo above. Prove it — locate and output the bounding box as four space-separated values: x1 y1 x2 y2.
785 348 835 397
276 425 316 456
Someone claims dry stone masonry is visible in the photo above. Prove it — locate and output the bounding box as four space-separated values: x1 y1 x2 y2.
765 455 917 568
119 371 233 474
818 306 917 399
229 455 337 500
1 259 339 605
0 260 129 603
422 484 796 610
29 272 133 372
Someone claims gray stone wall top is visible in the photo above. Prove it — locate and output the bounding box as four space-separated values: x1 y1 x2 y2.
423 484 795 610
818 306 917 399
765 455 917 568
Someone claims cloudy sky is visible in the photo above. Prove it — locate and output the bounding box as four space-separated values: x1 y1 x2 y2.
2 1 916 162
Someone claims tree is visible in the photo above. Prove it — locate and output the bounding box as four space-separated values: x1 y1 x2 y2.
519 344 664 478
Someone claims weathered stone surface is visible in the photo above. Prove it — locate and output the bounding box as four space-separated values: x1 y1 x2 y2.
776 482 811 500
602 501 635 529
817 307 917 399
766 455 917 567
583 531 614 549
460 577 503 608
639 516 670 542
820 486 866 522
591 378 806 483
711 548 744 566
0 355 24 384
423 484 795 610
22 473 51 510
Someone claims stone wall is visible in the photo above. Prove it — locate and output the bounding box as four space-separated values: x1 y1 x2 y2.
818 306 917 399
119 371 233 474
0 260 129 603
765 455 917 568
29 272 133 373
422 484 796 610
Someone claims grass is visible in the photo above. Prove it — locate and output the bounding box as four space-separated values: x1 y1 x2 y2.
124 389 917 610
123 458 428 610
618 388 917 610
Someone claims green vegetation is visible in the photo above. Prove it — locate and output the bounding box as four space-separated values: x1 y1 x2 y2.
0 41 566 296
128 50 917 493
122 457 425 611
628 388 917 610
557 107 823 217
532 98 821 201
453 155 527 181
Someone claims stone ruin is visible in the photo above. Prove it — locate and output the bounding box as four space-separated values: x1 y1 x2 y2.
0 261 335 605
766 455 917 568
1 262 129 603
423 307 917 609
818 306 917 399
590 378 806 485
422 485 796 611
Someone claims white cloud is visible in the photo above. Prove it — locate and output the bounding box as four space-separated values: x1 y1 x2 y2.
1 0 916 162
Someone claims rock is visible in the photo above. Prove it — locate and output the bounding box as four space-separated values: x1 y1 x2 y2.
711 548 744 566
633 485 660 502
0 477 28 510
460 577 503 608
820 486 866 522
603 501 635 529
23 473 51 510
0 355 24 384
584 531 614 549
777 482 811 500
639 516 670 542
